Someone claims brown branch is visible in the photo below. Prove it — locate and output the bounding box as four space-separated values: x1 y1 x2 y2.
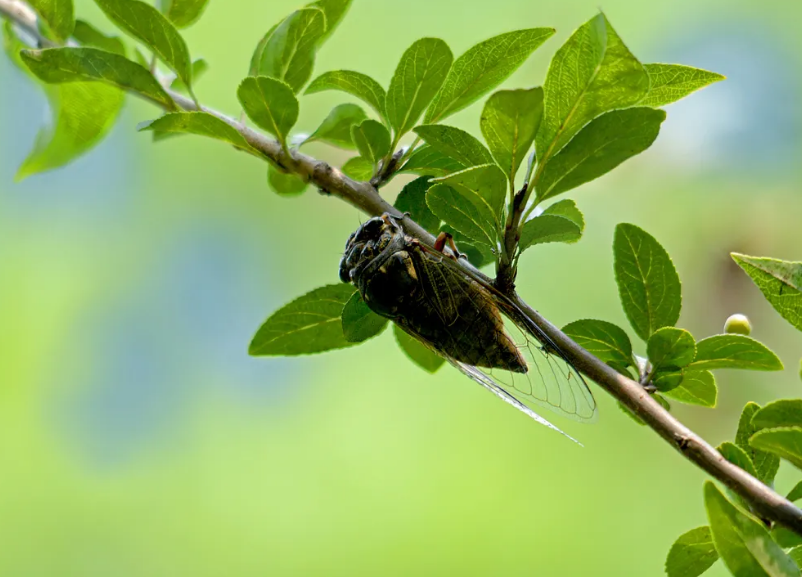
4 0 802 536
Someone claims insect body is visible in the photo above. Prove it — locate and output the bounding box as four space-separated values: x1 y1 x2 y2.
339 214 597 441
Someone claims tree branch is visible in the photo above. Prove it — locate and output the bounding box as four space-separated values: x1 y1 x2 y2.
4 0 802 536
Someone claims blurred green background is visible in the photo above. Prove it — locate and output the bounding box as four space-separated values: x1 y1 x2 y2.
1 0 801 575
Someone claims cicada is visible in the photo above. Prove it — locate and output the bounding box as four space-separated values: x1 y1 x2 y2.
339 214 597 442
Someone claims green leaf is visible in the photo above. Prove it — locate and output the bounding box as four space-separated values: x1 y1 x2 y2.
613 223 682 341
28 0 74 42
267 165 308 196
536 14 649 164
431 164 507 223
341 156 373 181
352 119 391 164
386 38 453 138
704 481 799 577
72 19 126 55
536 107 665 201
788 481 802 502
341 292 389 343
665 526 719 577
791 547 802 568
662 370 717 408
399 144 465 177
305 70 387 119
562 318 632 367
249 284 358 356
304 103 367 149
480 87 543 183
653 369 684 393
736 402 781 485
394 176 440 234
753 400 802 430
94 0 193 90
751 428 802 471
732 254 802 333
639 63 725 108
520 199 584 250
249 7 326 94
690 335 783 371
426 184 496 249
718 441 758 478
425 28 554 124
413 124 494 167
17 82 124 180
171 58 208 92
137 111 258 155
158 0 210 29
774 526 802 549
237 76 299 147
307 0 352 45
21 47 177 110
648 327 696 370
394 324 444 373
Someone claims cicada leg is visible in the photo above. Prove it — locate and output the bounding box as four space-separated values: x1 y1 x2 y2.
432 231 465 261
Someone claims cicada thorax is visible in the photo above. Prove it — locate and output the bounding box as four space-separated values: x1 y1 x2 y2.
339 215 526 373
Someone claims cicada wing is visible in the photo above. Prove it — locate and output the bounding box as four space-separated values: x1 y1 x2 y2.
488 314 598 423
409 249 460 326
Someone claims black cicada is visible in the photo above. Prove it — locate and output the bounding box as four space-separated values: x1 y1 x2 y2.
339 214 597 442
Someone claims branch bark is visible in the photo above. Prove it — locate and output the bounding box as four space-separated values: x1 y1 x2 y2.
4 0 802 536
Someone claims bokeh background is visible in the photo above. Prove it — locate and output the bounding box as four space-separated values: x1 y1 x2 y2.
1 0 801 575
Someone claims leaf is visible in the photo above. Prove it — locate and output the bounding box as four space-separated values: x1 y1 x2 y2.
426 184 496 249
394 176 440 234
480 87 543 183
665 526 719 577
736 402 780 485
639 63 725 108
520 199 584 250
718 441 758 478
751 428 802 471
341 292 389 343
613 223 682 341
352 119 391 164
341 156 373 181
304 103 367 149
159 0 210 29
21 47 177 110
732 254 802 333
704 481 799 577
774 527 802 550
94 0 193 90
267 165 308 196
562 318 632 367
394 324 444 373
662 370 717 408
414 124 494 168
536 14 649 164
137 111 258 155
536 107 666 201
17 82 124 180
28 0 74 42
689 335 783 371
305 70 387 118
752 400 802 429
386 38 453 138
249 7 326 94
787 481 802 502
237 76 299 147
425 28 555 123
431 164 507 223
791 547 802 568
171 58 208 92
399 144 465 177
653 370 684 393
72 19 126 55
249 284 358 356
648 327 696 370
308 0 352 45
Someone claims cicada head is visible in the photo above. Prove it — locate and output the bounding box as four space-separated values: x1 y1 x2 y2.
338 214 404 284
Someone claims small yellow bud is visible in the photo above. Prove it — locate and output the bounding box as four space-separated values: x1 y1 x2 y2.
724 314 752 336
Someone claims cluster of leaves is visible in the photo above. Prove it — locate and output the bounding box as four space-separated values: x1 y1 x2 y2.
664 254 802 577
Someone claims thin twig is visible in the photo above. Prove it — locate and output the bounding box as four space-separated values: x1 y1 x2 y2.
3 0 802 536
